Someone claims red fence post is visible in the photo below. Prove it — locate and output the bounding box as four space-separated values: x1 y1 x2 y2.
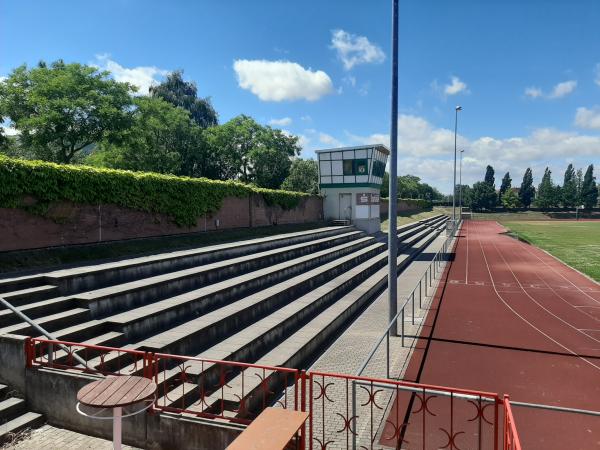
24 337 32 368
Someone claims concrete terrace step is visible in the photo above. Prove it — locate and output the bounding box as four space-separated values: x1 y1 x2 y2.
0 296 78 328
0 411 44 444
73 230 367 317
0 397 26 422
78 220 443 373
198 227 445 416
6 226 356 296
116 242 390 382
0 285 59 307
1 307 91 336
81 240 385 372
155 225 444 412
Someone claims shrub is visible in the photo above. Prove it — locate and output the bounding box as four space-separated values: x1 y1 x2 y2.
0 155 310 227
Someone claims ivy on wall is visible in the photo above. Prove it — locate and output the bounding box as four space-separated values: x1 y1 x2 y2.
0 156 311 227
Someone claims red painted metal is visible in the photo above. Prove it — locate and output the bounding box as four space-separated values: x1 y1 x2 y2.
26 337 524 449
503 396 522 450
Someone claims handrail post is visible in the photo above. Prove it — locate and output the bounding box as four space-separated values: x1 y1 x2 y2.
411 292 415 325
386 332 390 379
401 309 405 347
419 279 422 308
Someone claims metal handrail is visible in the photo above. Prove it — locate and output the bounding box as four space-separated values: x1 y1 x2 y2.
356 219 461 377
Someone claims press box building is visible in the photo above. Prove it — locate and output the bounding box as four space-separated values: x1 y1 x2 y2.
316 144 389 234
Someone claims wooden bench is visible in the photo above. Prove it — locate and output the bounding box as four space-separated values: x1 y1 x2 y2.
227 407 309 450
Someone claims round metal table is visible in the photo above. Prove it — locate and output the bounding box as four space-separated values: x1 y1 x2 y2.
77 376 157 450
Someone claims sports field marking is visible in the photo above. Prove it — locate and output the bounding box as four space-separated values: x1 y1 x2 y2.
499 222 600 305
465 220 469 284
490 231 600 345
494 235 600 324
473 222 600 372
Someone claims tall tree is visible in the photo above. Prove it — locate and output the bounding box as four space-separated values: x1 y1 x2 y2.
281 159 319 194
0 60 134 163
501 189 521 208
581 164 598 209
575 168 584 206
561 163 578 207
87 97 200 175
203 115 299 187
499 172 512 203
149 70 218 128
536 167 560 208
470 181 497 211
484 165 495 187
519 168 535 208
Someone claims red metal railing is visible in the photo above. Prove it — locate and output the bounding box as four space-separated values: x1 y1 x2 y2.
503 395 522 450
26 337 523 449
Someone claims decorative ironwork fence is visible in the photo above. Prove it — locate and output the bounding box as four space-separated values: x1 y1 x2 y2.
25 337 522 450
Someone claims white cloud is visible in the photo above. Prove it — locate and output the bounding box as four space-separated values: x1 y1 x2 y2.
548 80 577 98
318 132 343 147
524 87 543 98
595 64 600 87
347 114 600 192
574 106 600 130
444 76 468 96
268 117 292 126
233 59 333 102
0 76 6 83
300 115 312 122
1 121 19 136
93 54 168 95
330 29 385 70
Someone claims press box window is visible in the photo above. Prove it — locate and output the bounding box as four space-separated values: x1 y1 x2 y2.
344 159 368 176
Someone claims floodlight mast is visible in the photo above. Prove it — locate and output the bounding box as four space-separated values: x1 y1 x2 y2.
388 0 399 337
453 106 462 227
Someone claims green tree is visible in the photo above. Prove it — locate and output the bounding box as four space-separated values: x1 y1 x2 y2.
484 165 495 187
281 159 319 194
582 164 598 209
380 172 389 197
519 167 535 208
536 167 560 208
561 163 578 207
88 96 199 175
470 181 497 211
499 172 511 203
576 168 584 205
149 70 218 128
203 115 299 187
501 189 521 208
0 60 134 163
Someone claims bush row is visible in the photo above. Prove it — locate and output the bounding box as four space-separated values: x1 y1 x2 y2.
0 156 311 227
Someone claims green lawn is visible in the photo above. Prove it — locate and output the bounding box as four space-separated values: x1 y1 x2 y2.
380 206 451 231
503 221 600 282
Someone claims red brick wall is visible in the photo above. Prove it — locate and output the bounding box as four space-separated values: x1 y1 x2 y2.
379 199 425 219
0 195 323 252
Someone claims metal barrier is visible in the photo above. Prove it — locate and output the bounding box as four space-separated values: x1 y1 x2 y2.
356 220 461 378
503 396 522 450
25 336 523 449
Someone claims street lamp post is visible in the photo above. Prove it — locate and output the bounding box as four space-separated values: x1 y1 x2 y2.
452 106 462 227
388 0 399 336
459 149 464 218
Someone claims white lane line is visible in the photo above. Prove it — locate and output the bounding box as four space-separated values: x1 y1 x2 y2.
515 238 600 305
474 221 600 372
491 238 600 344
465 219 469 285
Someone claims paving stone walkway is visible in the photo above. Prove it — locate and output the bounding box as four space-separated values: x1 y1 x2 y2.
307 232 453 450
4 424 140 449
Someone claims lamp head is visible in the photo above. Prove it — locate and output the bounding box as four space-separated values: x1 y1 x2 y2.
455 105 462 111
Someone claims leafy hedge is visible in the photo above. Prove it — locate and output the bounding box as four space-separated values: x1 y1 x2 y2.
0 155 310 227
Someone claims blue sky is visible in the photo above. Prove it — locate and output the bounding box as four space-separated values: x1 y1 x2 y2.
2 0 600 193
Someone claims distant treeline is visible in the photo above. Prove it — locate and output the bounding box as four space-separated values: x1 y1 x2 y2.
456 164 598 211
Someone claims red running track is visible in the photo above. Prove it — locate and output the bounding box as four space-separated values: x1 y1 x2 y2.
383 220 600 450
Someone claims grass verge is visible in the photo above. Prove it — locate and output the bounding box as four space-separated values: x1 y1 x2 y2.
502 221 600 282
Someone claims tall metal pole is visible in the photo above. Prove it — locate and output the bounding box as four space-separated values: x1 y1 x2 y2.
459 149 464 218
388 0 399 336
452 106 461 226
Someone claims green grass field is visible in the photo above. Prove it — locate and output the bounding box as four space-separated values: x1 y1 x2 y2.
380 207 452 231
503 221 600 282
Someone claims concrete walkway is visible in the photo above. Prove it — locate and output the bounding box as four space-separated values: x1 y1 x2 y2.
307 231 452 450
4 424 140 449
